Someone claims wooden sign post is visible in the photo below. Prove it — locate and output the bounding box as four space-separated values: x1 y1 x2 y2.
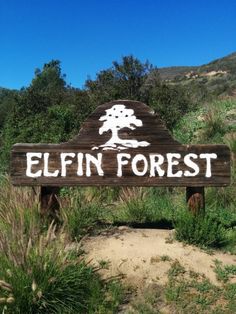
11 100 231 214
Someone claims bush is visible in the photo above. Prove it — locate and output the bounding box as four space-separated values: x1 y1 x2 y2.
150 83 193 131
0 251 102 313
0 233 123 313
116 188 175 225
173 99 236 144
206 186 236 210
202 105 225 141
61 188 106 240
175 211 227 248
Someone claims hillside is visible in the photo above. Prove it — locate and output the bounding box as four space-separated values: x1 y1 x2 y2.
158 66 197 80
158 52 236 99
159 52 236 80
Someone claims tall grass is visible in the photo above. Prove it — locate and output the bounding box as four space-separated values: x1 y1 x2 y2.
60 187 108 240
0 221 123 313
112 187 177 226
0 177 124 313
202 103 226 141
173 99 236 144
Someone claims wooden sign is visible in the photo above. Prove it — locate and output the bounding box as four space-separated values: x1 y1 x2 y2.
11 100 231 187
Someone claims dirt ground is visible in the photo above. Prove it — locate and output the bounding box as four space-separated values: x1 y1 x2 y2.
82 227 236 287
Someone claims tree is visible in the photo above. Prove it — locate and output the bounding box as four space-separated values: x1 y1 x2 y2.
31 60 66 92
0 88 17 129
0 61 79 172
112 56 153 99
86 55 155 103
94 104 150 150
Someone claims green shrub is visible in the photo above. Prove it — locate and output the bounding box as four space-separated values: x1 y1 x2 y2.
150 83 193 131
164 262 236 314
214 260 236 283
206 186 236 209
0 252 101 313
116 189 175 225
61 188 106 240
174 211 227 248
173 99 236 145
0 238 123 314
173 108 205 144
202 105 226 141
0 178 124 313
62 202 104 240
124 198 153 223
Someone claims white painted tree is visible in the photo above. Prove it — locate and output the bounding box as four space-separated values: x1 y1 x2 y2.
94 104 150 150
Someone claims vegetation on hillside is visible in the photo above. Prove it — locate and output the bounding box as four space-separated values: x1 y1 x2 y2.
159 52 236 79
160 52 236 101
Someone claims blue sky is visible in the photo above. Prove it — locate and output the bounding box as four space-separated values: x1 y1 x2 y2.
1 0 236 90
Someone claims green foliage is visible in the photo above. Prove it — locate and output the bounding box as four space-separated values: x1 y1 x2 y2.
174 210 228 248
0 62 96 172
31 60 66 101
160 52 236 100
115 188 175 225
167 260 186 278
0 178 124 313
173 96 236 250
214 260 236 283
123 198 154 223
0 253 97 313
206 186 236 210
61 188 106 240
85 55 154 103
129 261 236 313
63 202 104 240
0 56 196 172
0 240 123 313
202 104 226 141
199 52 236 74
150 83 194 130
173 99 236 144
0 88 17 129
173 108 206 144
164 262 236 314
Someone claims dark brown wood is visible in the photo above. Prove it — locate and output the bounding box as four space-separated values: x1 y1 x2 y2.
10 100 231 187
40 186 60 217
10 144 231 187
186 187 205 215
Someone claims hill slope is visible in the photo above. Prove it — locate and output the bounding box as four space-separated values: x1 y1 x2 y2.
158 52 236 98
159 52 236 80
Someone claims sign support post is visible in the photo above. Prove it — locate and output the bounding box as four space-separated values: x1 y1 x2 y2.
40 186 60 217
186 186 205 215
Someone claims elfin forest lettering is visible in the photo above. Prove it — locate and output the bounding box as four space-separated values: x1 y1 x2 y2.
26 152 217 178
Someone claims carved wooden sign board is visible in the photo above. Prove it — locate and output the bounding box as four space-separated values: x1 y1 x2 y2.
11 100 231 187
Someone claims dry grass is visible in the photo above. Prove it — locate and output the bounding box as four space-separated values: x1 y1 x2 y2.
0 176 42 265
119 187 148 203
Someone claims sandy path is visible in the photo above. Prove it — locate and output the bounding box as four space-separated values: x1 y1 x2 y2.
82 227 236 287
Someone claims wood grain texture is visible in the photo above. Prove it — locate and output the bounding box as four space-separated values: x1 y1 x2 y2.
186 187 205 214
10 100 231 187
